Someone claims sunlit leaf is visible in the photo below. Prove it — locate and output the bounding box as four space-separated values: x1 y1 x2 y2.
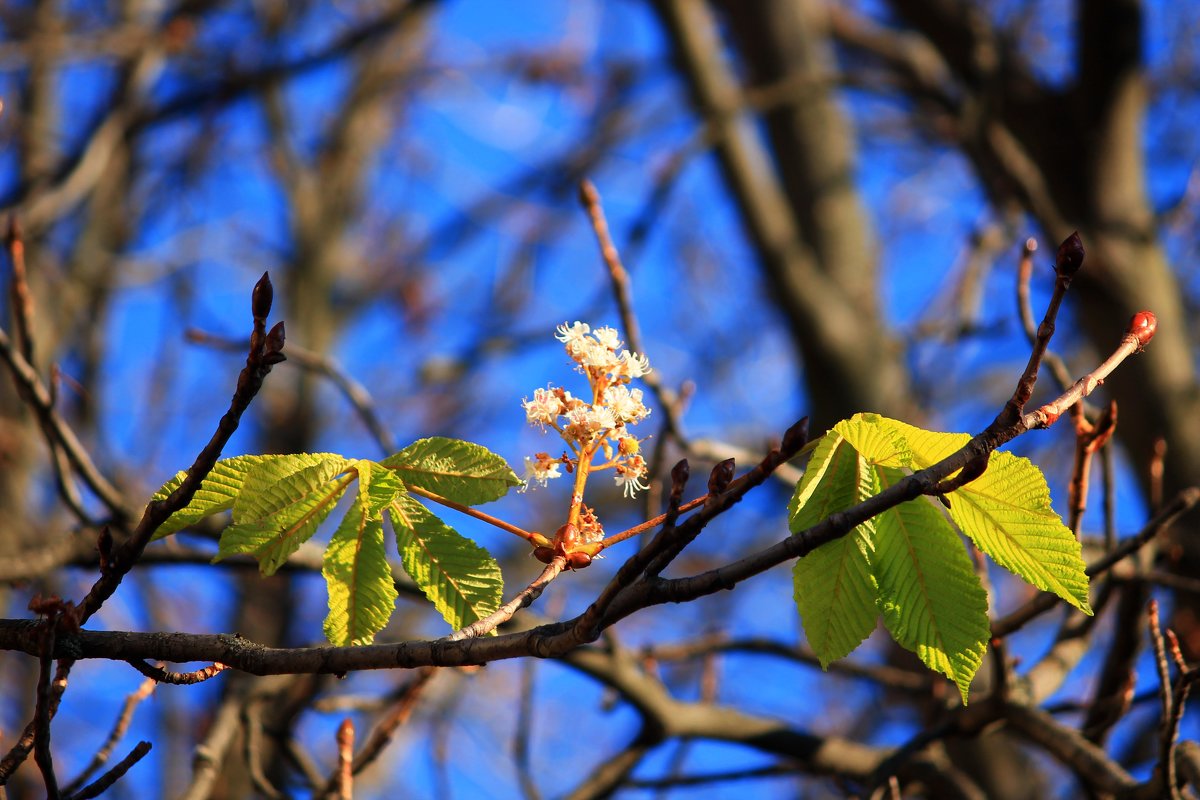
881 417 1091 614
382 437 519 506
873 466 989 703
152 454 325 540
215 457 353 574
322 463 405 645
389 494 503 632
791 432 880 666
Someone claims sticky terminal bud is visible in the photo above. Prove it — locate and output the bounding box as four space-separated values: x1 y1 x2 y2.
1128 310 1157 348
1054 232 1084 276
708 458 736 495
252 272 274 320
782 416 810 453
671 459 690 488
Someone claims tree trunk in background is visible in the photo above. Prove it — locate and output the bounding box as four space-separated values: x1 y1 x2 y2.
652 0 918 433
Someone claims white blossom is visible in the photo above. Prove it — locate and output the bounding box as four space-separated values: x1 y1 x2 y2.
522 387 563 428
521 455 562 490
592 326 622 350
555 321 590 346
604 385 650 424
616 350 651 379
614 459 649 498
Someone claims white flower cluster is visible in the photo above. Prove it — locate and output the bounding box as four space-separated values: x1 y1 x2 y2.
521 322 652 497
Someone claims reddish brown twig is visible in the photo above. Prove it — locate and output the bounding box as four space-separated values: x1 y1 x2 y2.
125 660 230 685
579 178 686 441
1021 311 1156 431
335 719 354 800
1148 600 1187 800
6 216 35 365
999 232 1082 427
319 669 437 798
1066 400 1118 534
77 271 285 625
1014 236 1073 392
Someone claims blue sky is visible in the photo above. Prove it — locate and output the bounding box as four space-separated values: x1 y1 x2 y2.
4 0 1198 796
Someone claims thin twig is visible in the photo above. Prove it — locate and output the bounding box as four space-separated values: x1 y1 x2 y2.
33 626 60 799
1014 236 1072 391
64 740 151 800
514 660 541 800
1148 600 1186 800
337 668 435 792
335 719 353 800
446 557 567 641
61 676 155 794
77 271 285 625
579 178 685 442
125 660 230 685
6 217 36 366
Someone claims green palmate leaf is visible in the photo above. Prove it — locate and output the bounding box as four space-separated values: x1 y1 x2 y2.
322 462 405 646
788 412 1087 700
791 433 880 666
880 417 1091 614
873 465 989 703
232 453 347 523
382 437 520 506
151 454 305 540
216 456 354 574
831 413 911 470
943 453 1091 613
389 494 503 632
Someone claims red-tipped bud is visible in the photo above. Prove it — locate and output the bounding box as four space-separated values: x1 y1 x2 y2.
1129 311 1157 348
1055 232 1084 276
252 272 274 320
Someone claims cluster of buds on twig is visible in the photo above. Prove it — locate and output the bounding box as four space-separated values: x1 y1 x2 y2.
521 322 653 546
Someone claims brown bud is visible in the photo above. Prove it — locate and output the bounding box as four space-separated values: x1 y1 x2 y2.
553 523 579 549
708 458 736 495
1055 232 1084 276
1128 310 1157 348
565 551 593 570
671 459 690 488
252 272 274 320
782 416 810 453
532 546 555 564
263 321 287 364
